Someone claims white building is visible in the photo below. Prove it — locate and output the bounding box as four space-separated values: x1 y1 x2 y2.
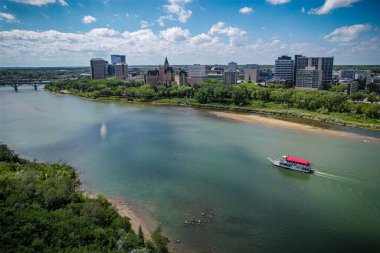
188 64 206 77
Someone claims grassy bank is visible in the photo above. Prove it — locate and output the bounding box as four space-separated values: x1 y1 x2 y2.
0 144 169 253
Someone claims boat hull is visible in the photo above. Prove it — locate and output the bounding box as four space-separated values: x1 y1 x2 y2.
268 157 312 174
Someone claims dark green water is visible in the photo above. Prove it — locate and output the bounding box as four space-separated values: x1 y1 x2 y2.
1 87 380 253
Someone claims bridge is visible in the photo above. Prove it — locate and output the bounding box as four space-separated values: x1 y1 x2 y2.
0 80 52 91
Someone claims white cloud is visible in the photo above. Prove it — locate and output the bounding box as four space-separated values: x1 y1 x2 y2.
265 0 291 5
209 21 247 46
0 12 16 23
140 20 150 29
309 0 360 15
0 24 378 67
301 7 305 13
323 24 371 42
156 15 175 27
10 0 68 6
160 26 190 42
82 15 96 24
163 0 192 23
351 37 379 53
239 7 253 14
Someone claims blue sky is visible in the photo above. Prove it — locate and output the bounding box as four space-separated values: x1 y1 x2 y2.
0 0 379 66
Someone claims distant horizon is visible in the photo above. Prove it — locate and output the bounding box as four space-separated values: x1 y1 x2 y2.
1 0 379 67
1 64 380 69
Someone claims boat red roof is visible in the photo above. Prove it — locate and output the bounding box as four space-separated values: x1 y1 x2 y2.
286 155 310 165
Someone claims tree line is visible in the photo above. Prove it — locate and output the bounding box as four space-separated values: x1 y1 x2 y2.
45 78 380 120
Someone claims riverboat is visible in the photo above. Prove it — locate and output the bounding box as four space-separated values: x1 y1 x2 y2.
268 155 312 174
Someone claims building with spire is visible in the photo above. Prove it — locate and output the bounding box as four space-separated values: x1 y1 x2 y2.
145 57 175 85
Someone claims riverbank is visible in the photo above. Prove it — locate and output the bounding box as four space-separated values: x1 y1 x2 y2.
210 111 378 140
83 191 155 240
49 88 380 131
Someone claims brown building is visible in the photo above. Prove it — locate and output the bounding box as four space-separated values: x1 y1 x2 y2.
115 63 128 79
144 57 175 86
90 58 107 79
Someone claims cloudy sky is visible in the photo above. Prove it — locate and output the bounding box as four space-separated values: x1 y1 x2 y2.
0 0 379 67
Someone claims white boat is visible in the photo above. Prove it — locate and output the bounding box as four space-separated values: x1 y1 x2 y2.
268 155 312 174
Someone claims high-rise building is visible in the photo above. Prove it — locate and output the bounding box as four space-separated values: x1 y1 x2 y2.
188 64 206 77
294 55 333 87
90 58 107 79
115 63 128 79
244 65 259 83
274 55 294 83
295 66 322 89
111 55 126 65
228 62 237 72
224 72 237 85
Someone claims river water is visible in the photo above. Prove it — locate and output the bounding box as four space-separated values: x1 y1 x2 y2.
1 86 380 253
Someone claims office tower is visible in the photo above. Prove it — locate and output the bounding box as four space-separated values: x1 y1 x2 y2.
188 64 206 77
111 55 126 65
115 63 128 79
228 62 237 72
294 55 333 87
224 72 237 85
274 55 294 83
244 65 259 83
295 66 322 89
90 58 107 79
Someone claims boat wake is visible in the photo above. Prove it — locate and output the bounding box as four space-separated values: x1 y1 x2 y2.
313 170 351 183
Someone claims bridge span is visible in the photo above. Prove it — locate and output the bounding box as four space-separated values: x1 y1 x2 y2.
0 80 52 91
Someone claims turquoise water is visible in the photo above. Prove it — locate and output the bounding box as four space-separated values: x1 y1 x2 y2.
1 87 380 252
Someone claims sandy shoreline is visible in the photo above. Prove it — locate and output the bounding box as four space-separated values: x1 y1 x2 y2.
83 191 155 240
210 111 378 141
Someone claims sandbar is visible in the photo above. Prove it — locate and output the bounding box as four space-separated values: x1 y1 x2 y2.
210 111 378 141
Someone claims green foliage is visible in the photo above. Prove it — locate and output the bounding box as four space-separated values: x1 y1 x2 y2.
329 83 348 93
367 92 379 103
146 224 170 253
0 144 168 253
350 92 367 102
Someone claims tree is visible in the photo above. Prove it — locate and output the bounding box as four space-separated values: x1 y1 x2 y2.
138 225 144 246
367 92 379 103
147 224 170 253
350 92 367 102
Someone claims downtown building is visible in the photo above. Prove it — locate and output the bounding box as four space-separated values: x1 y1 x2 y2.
295 66 322 89
274 55 294 83
144 57 175 86
188 64 206 86
115 63 128 79
224 61 238 85
111 55 126 65
294 55 333 89
244 64 259 83
90 58 108 79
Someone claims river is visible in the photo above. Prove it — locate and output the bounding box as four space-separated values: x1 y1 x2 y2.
1 86 379 253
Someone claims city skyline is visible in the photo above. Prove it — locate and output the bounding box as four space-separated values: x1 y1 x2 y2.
0 0 379 67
